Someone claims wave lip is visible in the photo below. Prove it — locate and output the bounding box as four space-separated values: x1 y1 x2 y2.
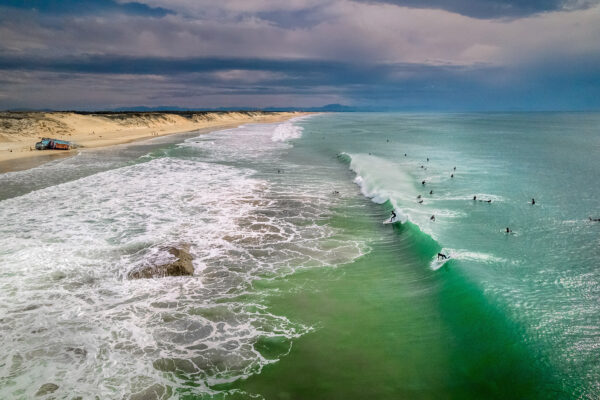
341 152 460 270
342 152 417 224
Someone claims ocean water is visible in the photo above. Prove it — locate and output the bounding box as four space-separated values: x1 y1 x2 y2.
0 113 598 399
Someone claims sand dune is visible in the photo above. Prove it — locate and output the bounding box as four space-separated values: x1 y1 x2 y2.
0 111 305 172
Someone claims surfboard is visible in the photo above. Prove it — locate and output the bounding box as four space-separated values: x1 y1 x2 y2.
383 217 399 224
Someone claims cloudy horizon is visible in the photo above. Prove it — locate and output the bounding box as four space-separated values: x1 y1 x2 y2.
1 0 599 111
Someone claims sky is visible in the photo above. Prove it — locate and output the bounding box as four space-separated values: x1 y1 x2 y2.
0 0 599 110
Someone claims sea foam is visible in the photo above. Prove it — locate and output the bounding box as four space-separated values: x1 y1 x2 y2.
271 121 303 142
0 117 364 398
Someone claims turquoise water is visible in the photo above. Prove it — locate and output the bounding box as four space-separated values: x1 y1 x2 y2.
0 113 598 398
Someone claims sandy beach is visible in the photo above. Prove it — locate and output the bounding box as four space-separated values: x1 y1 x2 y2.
0 111 304 172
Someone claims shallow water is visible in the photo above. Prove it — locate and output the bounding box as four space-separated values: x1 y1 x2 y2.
0 113 598 399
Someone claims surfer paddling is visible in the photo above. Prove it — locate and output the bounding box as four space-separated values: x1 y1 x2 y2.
589 217 600 222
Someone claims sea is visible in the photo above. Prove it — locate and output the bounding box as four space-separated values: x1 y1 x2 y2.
0 112 598 399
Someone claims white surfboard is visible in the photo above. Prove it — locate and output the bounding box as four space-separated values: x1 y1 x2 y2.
383 217 399 224
430 257 451 270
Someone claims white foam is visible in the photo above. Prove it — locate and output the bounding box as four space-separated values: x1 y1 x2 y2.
429 248 508 270
439 194 506 202
271 121 304 142
183 121 301 162
0 120 365 398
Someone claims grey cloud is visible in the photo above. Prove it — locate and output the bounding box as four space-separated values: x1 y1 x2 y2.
0 0 173 17
2 2 600 67
355 0 600 18
1 0 599 110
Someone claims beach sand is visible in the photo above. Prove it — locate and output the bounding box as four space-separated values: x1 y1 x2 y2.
0 111 305 172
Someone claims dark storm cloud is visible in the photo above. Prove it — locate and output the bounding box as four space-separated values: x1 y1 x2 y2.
256 6 329 28
0 54 467 86
1 0 173 18
356 0 599 18
0 54 598 110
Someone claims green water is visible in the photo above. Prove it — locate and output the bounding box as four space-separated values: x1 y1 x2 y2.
226 113 599 399
0 113 598 399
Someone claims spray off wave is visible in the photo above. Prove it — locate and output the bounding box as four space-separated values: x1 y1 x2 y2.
340 152 499 270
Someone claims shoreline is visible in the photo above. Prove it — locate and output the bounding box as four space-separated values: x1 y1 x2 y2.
0 111 309 173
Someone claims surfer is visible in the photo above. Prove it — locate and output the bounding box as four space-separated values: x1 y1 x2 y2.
589 217 600 222
486 199 492 203
473 195 477 201
427 157 429 162
453 166 456 171
430 215 435 221
418 199 424 204
404 153 407 157
450 174 454 178
437 253 447 260
531 198 536 205
422 180 426 185
390 210 397 221
417 195 422 199
429 190 433 195
506 227 512 233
